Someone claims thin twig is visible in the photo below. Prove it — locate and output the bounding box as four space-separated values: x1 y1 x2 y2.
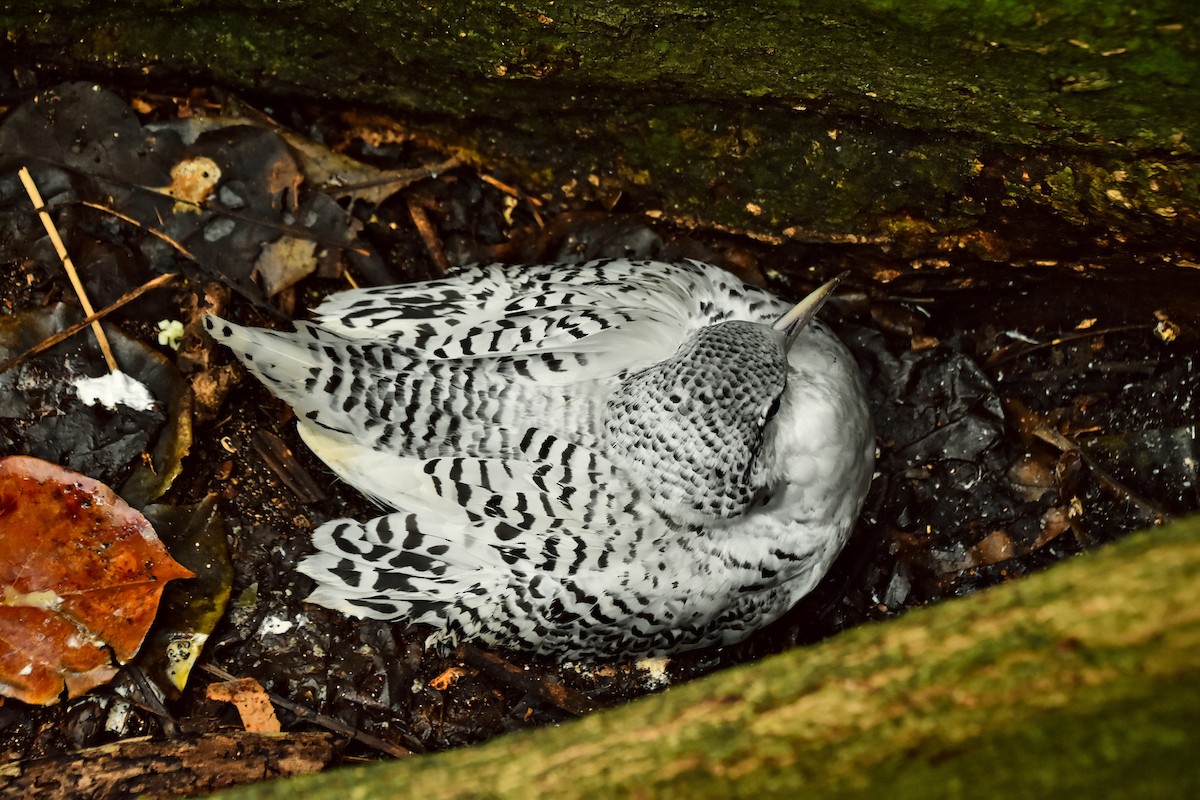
480 172 546 228
251 429 329 503
19 166 118 372
457 644 598 716
991 324 1148 366
478 172 543 206
326 158 462 195
0 272 176 375
199 663 415 759
81 200 196 259
407 199 451 275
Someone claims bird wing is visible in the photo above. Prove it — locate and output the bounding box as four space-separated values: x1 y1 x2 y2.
312 260 689 336
202 259 767 463
310 258 784 367
204 314 614 459
295 427 676 641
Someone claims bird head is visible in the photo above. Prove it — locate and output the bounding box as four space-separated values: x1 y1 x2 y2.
604 275 844 526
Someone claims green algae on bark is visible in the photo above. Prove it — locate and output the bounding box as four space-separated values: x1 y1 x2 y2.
2 1 1196 250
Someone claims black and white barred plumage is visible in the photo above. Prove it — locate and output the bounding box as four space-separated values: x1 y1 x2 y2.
206 258 873 659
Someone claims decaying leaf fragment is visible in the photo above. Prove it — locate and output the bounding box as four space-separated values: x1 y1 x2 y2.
206 677 281 733
0 456 194 705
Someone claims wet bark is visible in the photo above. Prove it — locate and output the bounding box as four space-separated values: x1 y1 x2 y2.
0 732 335 798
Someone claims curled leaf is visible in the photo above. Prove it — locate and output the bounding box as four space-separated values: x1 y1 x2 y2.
206 677 281 733
140 496 233 696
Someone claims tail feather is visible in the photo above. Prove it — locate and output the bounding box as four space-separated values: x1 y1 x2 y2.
207 313 611 462
203 315 348 410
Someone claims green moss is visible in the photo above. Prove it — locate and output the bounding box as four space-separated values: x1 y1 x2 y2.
3 0 1196 244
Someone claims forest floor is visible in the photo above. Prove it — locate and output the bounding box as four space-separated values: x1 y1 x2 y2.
0 77 1196 797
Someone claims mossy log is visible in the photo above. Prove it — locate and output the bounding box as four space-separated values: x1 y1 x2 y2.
208 515 1200 799
2 1 1197 252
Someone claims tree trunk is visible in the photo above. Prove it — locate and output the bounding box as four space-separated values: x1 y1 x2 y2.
2 1 1196 254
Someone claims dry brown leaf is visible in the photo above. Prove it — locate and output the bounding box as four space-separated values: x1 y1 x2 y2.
967 529 1016 567
0 456 194 705
206 677 281 733
429 666 468 691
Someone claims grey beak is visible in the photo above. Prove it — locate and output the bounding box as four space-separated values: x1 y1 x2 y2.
771 273 846 350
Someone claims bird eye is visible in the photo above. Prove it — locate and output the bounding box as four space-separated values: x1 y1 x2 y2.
763 393 782 422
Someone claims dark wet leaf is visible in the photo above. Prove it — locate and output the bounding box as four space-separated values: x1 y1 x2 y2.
0 304 192 505
851 327 1005 462
0 81 179 187
140 496 233 697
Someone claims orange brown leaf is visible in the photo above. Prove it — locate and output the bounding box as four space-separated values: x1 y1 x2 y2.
0 456 194 705
206 677 281 733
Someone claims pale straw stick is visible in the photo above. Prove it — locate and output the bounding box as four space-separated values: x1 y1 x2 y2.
18 166 119 372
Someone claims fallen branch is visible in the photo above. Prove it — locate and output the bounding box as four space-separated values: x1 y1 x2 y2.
0 732 335 799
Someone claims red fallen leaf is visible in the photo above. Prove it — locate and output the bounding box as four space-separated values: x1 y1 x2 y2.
0 456 194 705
